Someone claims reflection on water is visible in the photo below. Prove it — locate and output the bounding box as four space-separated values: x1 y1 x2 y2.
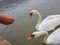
0 0 60 45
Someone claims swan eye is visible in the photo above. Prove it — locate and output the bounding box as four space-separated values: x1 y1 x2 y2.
30 35 35 37
30 12 33 16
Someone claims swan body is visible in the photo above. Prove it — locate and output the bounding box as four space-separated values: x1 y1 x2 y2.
38 16 60 31
29 10 60 31
28 28 60 44
46 28 60 44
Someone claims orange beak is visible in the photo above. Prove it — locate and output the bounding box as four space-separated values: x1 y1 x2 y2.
29 12 33 19
28 35 34 40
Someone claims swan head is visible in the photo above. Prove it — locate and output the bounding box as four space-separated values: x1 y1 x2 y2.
29 10 40 18
28 31 46 40
28 31 48 40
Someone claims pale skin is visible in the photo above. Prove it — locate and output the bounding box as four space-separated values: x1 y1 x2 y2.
0 36 12 45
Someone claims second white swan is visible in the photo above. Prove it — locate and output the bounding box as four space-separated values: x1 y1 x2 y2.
28 28 60 44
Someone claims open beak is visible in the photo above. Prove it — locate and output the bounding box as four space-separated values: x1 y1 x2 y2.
29 12 33 19
28 35 34 40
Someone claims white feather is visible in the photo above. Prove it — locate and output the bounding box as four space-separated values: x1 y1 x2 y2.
46 28 60 44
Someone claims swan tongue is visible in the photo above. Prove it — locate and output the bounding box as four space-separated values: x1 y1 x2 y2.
29 13 33 18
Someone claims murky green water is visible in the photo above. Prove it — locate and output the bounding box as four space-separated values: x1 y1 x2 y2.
0 0 60 45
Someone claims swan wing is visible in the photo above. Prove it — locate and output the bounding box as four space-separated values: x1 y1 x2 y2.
37 16 60 31
47 28 60 44
42 15 60 22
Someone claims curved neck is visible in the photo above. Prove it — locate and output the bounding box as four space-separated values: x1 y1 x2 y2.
35 12 42 29
39 31 49 44
43 31 49 44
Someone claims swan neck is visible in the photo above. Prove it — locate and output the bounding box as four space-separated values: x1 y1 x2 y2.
36 12 41 29
38 13 41 23
43 31 49 44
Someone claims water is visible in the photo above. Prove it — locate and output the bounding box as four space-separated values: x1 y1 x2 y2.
0 0 60 45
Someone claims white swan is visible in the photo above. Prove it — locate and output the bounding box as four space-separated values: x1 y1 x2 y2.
29 10 60 31
28 28 60 44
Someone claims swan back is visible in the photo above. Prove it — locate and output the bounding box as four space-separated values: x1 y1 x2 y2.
37 15 60 31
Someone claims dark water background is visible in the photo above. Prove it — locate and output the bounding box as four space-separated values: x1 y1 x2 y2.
0 0 60 45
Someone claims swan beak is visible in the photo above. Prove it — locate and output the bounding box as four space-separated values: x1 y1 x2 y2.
28 35 34 40
29 12 33 19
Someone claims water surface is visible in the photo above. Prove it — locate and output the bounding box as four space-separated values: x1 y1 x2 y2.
0 0 60 45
